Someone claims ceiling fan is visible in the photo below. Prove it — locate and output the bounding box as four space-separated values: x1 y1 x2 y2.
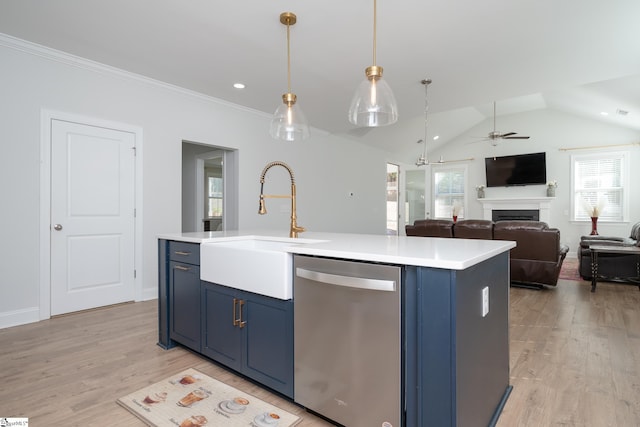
415 139 474 165
482 101 530 145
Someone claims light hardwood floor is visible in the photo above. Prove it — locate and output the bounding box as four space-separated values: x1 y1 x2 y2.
1 278 639 426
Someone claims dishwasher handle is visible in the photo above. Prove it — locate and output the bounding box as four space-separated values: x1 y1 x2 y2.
296 267 396 292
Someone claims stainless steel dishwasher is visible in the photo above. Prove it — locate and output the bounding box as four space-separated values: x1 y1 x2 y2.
294 255 402 427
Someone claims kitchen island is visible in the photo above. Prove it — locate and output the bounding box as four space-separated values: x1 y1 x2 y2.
158 230 515 427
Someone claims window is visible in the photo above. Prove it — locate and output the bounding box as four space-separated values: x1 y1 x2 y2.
571 152 629 222
206 173 223 218
433 166 466 219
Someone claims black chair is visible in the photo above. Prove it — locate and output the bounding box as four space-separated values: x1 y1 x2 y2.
578 222 640 281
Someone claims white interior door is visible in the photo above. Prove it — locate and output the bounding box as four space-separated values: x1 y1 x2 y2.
50 119 135 315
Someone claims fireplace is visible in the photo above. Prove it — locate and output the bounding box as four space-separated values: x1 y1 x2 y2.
492 209 540 222
479 197 552 224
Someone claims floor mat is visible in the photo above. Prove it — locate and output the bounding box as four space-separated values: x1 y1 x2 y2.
117 368 301 427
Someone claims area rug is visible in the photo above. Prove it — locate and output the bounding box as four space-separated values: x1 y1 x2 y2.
559 257 582 281
117 368 301 427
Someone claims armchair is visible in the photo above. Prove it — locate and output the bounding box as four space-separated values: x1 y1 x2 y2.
578 222 640 281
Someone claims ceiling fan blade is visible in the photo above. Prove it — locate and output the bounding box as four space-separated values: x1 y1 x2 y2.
487 103 531 141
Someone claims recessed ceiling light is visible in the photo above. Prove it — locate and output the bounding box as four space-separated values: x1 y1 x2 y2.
600 111 609 116
433 135 440 140
233 83 245 89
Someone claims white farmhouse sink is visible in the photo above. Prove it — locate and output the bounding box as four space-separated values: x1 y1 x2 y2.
200 237 324 300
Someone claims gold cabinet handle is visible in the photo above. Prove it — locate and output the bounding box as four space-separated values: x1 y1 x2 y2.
174 251 191 256
232 298 247 328
174 265 190 271
238 299 246 328
233 298 240 326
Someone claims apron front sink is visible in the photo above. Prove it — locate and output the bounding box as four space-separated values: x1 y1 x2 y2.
200 236 324 300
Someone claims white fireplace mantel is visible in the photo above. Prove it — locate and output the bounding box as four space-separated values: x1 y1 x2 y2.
479 197 553 223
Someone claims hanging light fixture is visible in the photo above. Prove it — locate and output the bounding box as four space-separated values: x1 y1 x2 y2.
270 12 309 141
348 0 398 127
415 79 432 166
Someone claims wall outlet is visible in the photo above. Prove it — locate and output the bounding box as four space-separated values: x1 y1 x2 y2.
482 286 489 317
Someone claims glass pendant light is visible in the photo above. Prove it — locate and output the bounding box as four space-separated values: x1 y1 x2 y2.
348 0 398 127
270 12 310 141
416 79 432 167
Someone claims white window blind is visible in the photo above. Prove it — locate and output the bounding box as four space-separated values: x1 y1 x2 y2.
207 175 223 217
572 152 627 222
433 167 465 219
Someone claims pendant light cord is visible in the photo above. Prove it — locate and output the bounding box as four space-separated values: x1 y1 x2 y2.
372 0 377 66
287 20 292 94
422 79 432 159
493 101 496 133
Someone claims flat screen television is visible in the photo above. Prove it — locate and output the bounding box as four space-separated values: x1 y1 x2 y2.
485 152 547 187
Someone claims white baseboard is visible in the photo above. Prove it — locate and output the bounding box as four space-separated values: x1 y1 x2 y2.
1 294 159 329
0 307 40 330
140 287 158 301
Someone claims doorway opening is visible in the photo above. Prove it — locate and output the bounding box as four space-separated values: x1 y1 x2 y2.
405 169 427 226
182 141 238 232
386 163 400 235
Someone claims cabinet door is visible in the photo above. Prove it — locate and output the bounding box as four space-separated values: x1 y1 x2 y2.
243 293 294 398
169 261 201 352
201 282 242 371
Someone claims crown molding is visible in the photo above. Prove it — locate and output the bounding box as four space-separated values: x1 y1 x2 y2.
0 32 269 119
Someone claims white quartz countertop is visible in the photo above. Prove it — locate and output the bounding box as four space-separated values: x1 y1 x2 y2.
157 230 515 270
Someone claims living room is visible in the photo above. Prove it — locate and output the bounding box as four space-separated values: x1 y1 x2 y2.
403 101 640 256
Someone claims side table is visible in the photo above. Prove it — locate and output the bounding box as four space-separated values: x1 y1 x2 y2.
589 245 640 293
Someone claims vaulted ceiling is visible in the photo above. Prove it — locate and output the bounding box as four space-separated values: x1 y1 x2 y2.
1 0 639 163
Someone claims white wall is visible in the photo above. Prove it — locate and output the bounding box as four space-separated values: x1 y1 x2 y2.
426 108 640 256
0 38 392 328
5 35 636 329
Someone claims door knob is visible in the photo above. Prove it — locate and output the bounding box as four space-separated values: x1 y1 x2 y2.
53 224 63 231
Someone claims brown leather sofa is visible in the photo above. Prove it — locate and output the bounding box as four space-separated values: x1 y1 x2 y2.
578 222 640 281
453 219 494 239
406 219 569 288
493 221 569 288
405 219 454 237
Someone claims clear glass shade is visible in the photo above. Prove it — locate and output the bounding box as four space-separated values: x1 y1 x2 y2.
348 76 398 127
270 101 310 141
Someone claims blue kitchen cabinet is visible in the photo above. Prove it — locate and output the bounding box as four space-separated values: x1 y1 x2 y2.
159 236 511 426
201 281 294 398
167 241 201 352
403 252 511 427
199 281 241 369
